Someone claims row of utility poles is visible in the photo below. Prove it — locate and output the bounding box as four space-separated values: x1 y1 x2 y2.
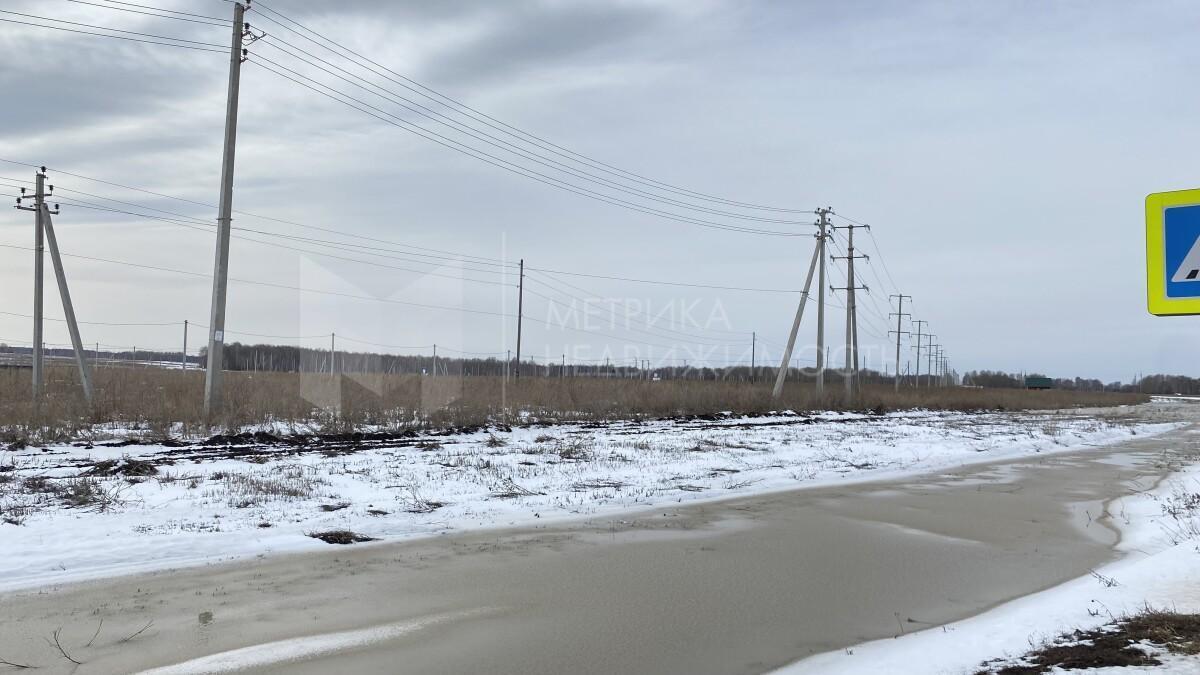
904 318 951 387
770 208 951 401
14 1 945 413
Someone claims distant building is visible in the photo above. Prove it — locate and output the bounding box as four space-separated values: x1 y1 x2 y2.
1025 376 1054 390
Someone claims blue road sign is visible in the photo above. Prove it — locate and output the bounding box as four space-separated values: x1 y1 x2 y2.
1165 204 1200 299
1147 189 1200 315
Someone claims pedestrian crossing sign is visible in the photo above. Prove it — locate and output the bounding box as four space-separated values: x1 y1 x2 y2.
1147 188 1200 316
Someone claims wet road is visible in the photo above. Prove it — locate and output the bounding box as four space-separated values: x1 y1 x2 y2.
2 412 1195 675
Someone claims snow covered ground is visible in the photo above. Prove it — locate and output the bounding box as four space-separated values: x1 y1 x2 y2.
775 430 1200 675
0 408 1179 592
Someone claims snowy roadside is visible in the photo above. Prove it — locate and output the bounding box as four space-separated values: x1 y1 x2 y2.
0 407 1181 593
774 431 1200 675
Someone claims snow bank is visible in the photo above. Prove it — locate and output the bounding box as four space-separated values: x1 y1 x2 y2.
0 409 1177 592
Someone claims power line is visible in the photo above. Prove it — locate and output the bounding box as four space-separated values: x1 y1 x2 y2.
249 56 807 238
0 242 518 320
255 36 814 226
4 166 830 296
0 242 753 360
10 181 517 274
0 11 226 50
90 0 224 21
58 0 228 27
0 157 519 268
865 227 902 294
5 163 826 295
43 196 519 287
526 265 802 293
0 309 177 327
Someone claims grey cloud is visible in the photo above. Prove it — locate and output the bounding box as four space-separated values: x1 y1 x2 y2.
2 0 1200 382
417 2 689 86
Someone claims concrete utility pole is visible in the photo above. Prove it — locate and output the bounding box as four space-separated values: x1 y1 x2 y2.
911 320 927 388
432 343 437 377
16 171 91 404
15 171 46 402
889 294 911 391
928 342 939 387
772 208 830 400
330 333 336 375
203 1 248 418
750 331 756 383
816 209 829 396
182 320 188 370
514 259 524 379
832 221 869 398
41 205 93 403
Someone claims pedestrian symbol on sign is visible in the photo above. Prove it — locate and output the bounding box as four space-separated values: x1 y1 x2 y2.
1163 204 1200 297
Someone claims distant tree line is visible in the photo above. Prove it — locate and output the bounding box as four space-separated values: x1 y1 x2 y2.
958 369 1200 394
1128 374 1200 395
3 341 1197 392
961 370 1112 391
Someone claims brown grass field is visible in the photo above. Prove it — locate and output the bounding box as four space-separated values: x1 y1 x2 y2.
0 365 1149 442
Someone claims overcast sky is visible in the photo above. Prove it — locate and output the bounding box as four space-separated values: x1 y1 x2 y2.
1 0 1197 382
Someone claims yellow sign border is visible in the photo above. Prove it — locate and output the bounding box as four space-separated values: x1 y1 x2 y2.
1147 188 1200 316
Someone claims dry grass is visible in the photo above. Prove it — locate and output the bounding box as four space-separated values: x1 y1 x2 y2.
307 529 377 545
215 464 328 509
976 609 1200 673
0 365 1148 443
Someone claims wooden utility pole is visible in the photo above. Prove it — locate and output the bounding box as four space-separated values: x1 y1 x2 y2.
204 1 248 418
889 294 911 391
515 258 524 379
772 208 829 400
